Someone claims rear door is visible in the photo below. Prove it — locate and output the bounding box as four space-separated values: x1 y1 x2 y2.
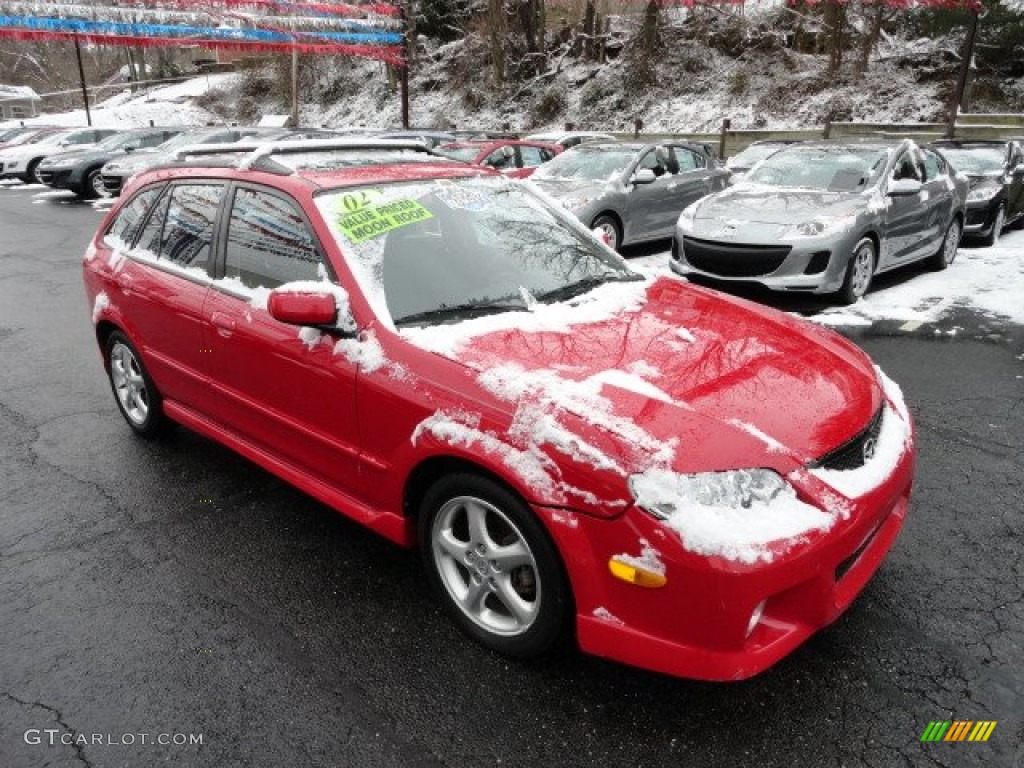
202 183 362 495
104 181 224 411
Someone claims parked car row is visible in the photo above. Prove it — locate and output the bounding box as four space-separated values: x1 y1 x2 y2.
84 137 918 682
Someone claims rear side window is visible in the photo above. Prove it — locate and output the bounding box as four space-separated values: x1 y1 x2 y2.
105 186 163 247
674 148 705 171
224 188 323 290
157 184 224 269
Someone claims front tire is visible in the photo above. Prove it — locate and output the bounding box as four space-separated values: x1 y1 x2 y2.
418 473 570 659
929 218 962 270
105 331 167 438
82 167 106 199
592 214 622 252
837 237 876 305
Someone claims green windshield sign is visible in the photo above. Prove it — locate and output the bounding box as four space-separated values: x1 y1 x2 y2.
337 199 434 244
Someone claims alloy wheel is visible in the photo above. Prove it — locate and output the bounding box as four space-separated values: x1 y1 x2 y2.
110 341 149 426
430 495 541 637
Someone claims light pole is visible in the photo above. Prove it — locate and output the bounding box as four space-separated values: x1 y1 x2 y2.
69 19 92 125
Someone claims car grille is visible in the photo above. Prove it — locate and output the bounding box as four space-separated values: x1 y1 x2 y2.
810 407 884 471
682 237 791 277
101 174 123 195
966 208 989 227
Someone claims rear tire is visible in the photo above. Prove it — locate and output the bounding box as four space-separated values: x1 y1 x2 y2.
929 218 961 270
418 473 570 659
836 237 876 305
105 331 168 438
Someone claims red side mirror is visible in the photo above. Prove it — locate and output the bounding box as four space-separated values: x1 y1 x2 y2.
268 290 337 326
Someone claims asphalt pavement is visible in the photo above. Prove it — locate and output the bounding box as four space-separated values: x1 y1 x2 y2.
0 184 1021 768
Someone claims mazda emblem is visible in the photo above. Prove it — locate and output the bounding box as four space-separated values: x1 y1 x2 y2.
862 437 877 463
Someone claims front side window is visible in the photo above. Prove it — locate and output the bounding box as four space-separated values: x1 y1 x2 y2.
224 188 324 290
921 150 944 181
484 148 515 170
314 177 640 327
674 148 704 172
157 184 224 269
519 146 547 167
105 186 164 247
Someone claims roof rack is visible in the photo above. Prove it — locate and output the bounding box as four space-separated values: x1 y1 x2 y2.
173 138 435 167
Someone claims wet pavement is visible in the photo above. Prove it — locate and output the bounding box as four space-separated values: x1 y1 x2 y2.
1 184 1021 767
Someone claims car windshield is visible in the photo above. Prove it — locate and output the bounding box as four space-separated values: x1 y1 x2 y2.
745 146 889 191
938 146 1005 175
157 131 220 151
435 145 481 162
31 131 72 146
532 146 637 181
727 143 788 168
94 133 137 150
315 176 640 327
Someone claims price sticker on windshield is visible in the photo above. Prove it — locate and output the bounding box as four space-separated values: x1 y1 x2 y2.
337 189 384 214
337 199 434 243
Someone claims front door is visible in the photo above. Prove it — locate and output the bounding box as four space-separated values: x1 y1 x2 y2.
203 184 362 496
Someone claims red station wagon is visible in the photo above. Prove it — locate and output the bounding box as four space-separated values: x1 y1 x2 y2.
435 139 563 178
83 140 916 680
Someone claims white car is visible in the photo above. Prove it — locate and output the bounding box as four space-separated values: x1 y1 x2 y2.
0 128 118 183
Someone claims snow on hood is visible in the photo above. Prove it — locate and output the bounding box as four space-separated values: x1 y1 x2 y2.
694 184 869 225
404 276 882 477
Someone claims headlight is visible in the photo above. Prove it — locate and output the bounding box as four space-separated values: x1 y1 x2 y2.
782 214 857 239
562 195 596 210
677 204 697 230
629 468 789 520
966 185 1000 203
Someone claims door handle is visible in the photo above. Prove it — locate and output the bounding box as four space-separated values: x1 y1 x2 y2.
211 311 236 338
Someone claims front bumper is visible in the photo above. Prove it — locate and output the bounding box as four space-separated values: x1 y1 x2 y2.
539 438 915 681
669 229 851 294
35 166 80 190
962 199 1001 236
100 171 127 196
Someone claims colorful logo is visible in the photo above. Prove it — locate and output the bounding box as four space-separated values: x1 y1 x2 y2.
921 721 997 742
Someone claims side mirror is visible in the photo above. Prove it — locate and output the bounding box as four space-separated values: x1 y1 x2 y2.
124 146 135 153
268 289 339 327
887 178 922 197
631 168 657 185
1013 163 1024 175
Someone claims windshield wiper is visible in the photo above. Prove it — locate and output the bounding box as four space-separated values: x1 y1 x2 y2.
394 299 528 327
536 272 642 304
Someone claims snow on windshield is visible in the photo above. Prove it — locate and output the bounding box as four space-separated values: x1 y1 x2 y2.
746 146 888 191
314 176 637 335
532 146 637 181
938 145 1005 175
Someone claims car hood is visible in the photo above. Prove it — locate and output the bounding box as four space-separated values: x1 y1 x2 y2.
412 277 882 480
694 185 865 225
529 177 614 202
44 148 121 167
104 151 166 172
963 172 1003 188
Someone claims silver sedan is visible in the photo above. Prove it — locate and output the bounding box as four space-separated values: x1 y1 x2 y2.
671 140 968 304
530 141 730 250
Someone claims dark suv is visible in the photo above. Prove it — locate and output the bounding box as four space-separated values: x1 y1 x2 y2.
36 127 185 198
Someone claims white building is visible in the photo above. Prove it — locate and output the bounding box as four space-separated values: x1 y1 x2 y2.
0 85 41 120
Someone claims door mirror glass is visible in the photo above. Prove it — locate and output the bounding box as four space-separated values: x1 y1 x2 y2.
887 178 922 197
631 168 657 185
268 289 339 327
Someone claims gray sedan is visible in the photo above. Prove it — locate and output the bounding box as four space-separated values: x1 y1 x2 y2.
530 141 729 250
672 139 968 304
